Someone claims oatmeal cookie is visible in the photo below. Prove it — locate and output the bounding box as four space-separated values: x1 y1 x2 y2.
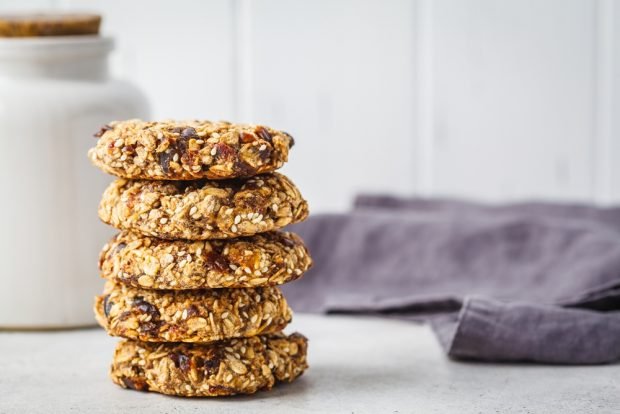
88 119 294 180
98 173 308 240
110 332 308 397
0 13 100 37
100 231 312 290
94 282 292 343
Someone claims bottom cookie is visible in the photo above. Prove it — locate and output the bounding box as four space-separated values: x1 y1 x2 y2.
111 332 308 397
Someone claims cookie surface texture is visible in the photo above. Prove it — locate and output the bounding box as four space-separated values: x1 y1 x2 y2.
111 333 308 397
89 119 294 180
98 173 308 240
94 282 293 343
99 230 312 290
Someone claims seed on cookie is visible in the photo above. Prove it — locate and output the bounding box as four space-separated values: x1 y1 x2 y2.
98 173 309 240
88 119 295 180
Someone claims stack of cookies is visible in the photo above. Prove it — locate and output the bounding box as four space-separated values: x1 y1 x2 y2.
88 119 311 397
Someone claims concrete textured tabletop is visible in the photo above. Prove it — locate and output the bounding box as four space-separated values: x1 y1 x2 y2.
0 314 618 414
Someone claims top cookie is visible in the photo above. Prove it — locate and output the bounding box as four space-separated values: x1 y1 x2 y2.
88 119 295 180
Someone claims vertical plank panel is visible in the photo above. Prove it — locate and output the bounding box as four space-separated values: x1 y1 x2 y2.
592 0 613 202
607 0 620 202
427 0 597 201
248 0 417 212
65 0 237 120
415 0 436 194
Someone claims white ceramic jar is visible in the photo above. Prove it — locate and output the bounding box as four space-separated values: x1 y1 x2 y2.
0 36 149 328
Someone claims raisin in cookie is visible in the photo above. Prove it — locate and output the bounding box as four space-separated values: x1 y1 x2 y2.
94 281 292 343
88 119 294 180
110 332 308 397
100 230 312 290
98 173 308 240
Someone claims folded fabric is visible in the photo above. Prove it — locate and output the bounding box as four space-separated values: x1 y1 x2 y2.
282 197 620 364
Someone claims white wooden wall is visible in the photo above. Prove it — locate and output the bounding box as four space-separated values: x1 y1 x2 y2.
4 0 620 211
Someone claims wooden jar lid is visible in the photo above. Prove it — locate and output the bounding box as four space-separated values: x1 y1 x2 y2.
0 13 101 37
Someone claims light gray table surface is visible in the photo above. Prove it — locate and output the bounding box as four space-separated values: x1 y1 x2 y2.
0 314 618 414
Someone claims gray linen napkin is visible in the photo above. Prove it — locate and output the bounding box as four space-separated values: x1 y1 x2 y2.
282 198 620 364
